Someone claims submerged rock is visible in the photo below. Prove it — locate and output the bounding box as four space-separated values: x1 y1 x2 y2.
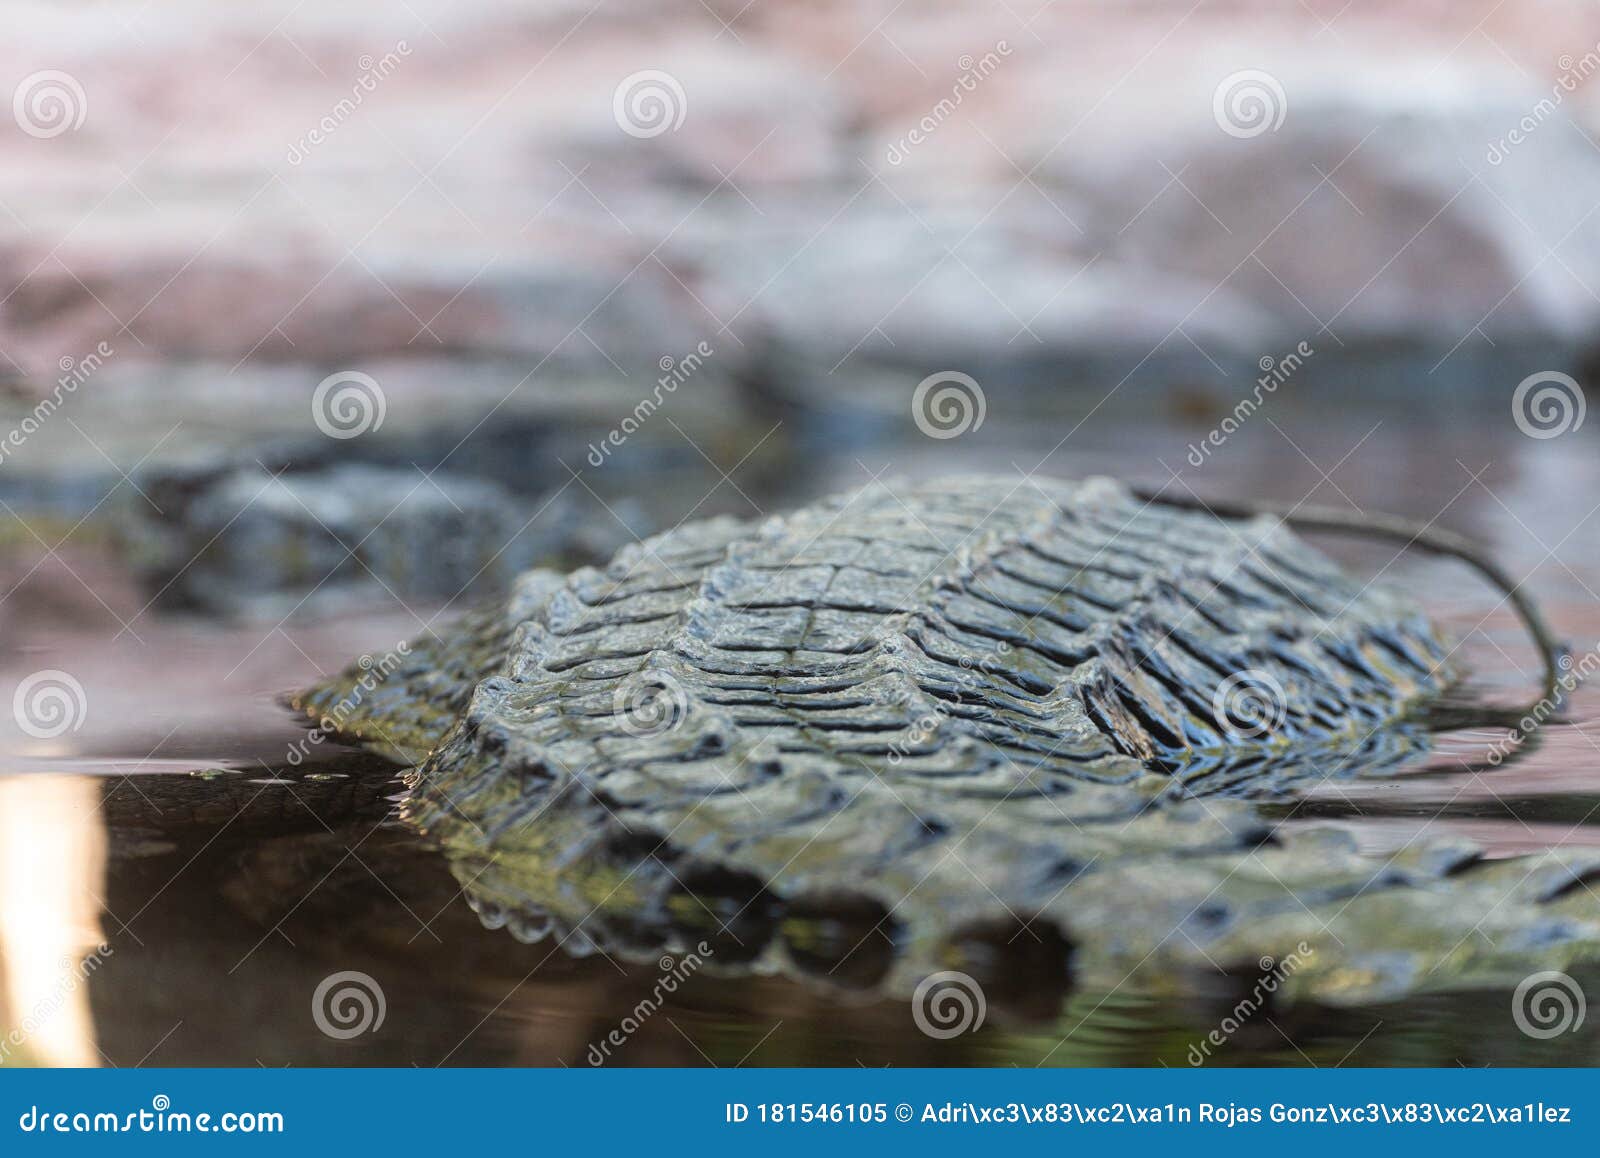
302 475 1600 1001
128 461 647 618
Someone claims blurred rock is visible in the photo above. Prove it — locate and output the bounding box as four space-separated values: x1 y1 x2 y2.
0 355 782 534
1067 64 1600 375
691 199 1277 424
3 0 1600 431
124 461 649 618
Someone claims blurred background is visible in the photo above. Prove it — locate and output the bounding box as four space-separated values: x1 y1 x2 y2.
5 1 1600 618
2 0 1600 1066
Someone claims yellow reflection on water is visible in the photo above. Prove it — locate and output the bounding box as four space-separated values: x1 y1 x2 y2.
0 775 108 1067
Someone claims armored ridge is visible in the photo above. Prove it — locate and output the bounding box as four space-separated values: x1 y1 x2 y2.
302 475 1600 1002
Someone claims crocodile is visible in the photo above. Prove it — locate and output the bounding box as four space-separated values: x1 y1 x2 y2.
300 474 1598 1005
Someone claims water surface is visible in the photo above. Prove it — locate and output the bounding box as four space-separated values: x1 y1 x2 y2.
4 409 1598 1066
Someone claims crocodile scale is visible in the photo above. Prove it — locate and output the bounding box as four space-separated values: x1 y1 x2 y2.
302 476 1600 1001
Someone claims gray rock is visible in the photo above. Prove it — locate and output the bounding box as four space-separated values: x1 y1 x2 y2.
127 462 646 618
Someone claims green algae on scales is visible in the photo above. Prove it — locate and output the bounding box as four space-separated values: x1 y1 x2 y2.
299 475 1597 1004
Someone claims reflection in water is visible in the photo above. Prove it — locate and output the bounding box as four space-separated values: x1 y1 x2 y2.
0 776 107 1067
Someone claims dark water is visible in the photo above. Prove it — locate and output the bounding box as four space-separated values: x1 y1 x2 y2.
4 406 1599 1067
